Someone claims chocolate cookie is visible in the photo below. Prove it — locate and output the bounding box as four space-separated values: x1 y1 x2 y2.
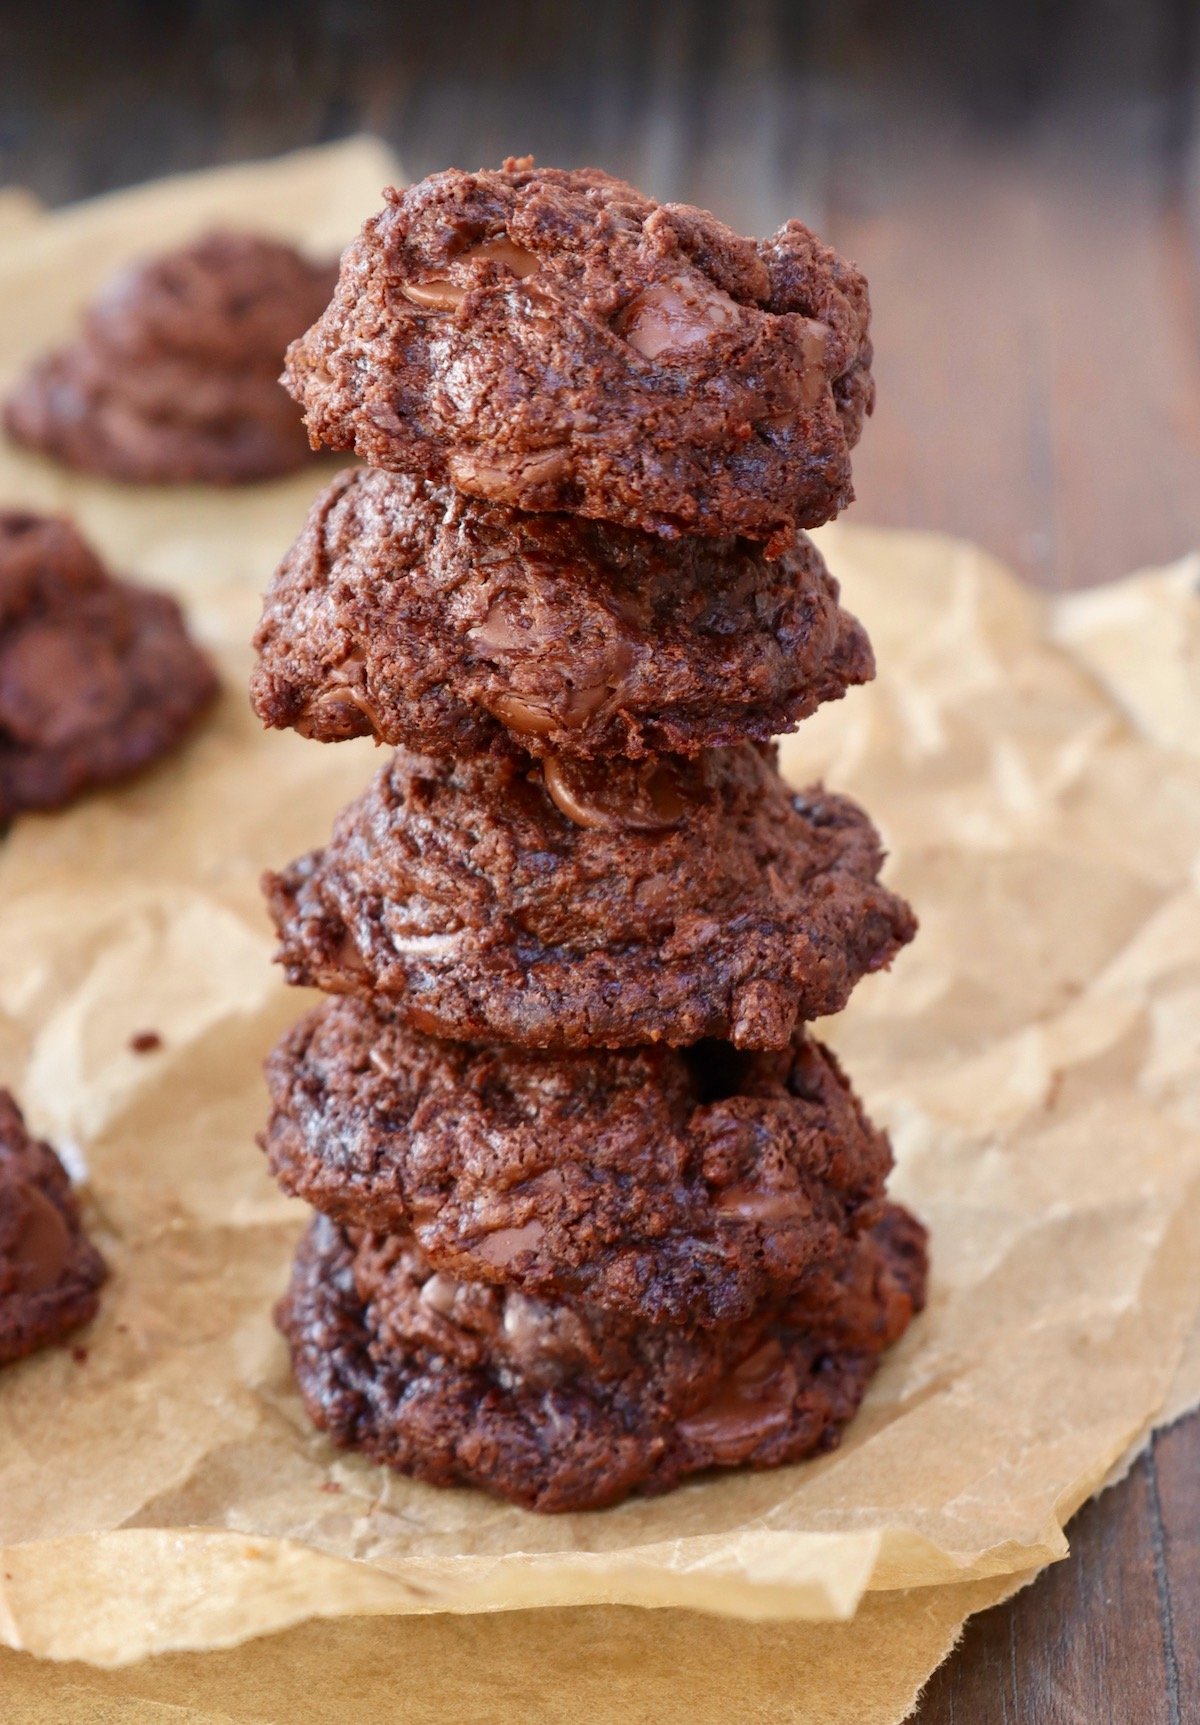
0 1090 106 1366
263 996 893 1326
0 511 218 821
277 1204 925 1512
264 743 915 1050
284 161 873 547
5 232 336 484
250 467 873 761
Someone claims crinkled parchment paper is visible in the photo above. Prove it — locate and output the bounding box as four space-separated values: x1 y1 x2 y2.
0 1577 1032 1725
0 146 1198 1718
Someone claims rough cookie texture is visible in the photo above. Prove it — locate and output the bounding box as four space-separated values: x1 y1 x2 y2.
251 467 873 760
0 511 218 821
264 743 916 1050
263 996 893 1326
277 1204 925 1511
284 162 873 546
5 232 336 484
0 1090 106 1366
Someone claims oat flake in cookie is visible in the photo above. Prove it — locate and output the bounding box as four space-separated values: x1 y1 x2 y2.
5 232 337 484
277 1205 925 1513
263 996 895 1327
0 1091 106 1366
264 743 916 1051
0 512 217 821
251 467 873 761
284 161 873 547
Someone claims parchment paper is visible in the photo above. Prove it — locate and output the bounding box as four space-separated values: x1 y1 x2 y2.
0 144 1198 1696
0 1576 1031 1725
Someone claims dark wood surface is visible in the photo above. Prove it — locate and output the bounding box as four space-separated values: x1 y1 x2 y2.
2 3 1198 1718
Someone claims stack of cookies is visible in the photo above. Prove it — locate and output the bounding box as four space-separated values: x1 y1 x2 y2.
251 161 927 1512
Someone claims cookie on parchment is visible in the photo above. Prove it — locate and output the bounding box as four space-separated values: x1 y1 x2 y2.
277 1205 926 1512
0 511 217 821
0 1090 106 1367
6 231 335 484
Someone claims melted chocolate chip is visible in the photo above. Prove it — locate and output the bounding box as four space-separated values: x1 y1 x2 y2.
460 237 538 277
619 276 743 359
401 236 540 312
11 1186 73 1295
541 754 693 832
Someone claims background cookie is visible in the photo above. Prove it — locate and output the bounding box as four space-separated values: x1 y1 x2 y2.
0 1090 106 1366
251 467 873 760
264 743 916 1049
0 511 218 820
284 161 873 546
5 231 336 484
263 996 894 1326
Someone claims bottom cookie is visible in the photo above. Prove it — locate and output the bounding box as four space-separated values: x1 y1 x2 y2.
0 1091 107 1366
278 1204 926 1512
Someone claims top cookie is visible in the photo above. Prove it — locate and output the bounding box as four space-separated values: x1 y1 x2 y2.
5 232 336 485
284 161 873 546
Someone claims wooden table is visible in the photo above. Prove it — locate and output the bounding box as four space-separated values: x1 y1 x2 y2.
3 3 1198 1716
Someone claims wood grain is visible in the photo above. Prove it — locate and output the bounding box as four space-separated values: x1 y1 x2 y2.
1 3 1197 1717
915 1444 1186 1724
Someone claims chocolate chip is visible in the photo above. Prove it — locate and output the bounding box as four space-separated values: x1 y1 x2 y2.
401 236 540 313
11 1186 73 1295
400 278 467 311
541 754 691 833
619 276 742 359
459 236 538 277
